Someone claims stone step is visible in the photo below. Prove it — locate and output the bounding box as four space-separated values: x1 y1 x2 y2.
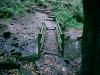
48 16 55 18
46 27 56 30
56 58 67 66
44 51 59 55
35 60 43 67
49 66 63 75
46 18 54 21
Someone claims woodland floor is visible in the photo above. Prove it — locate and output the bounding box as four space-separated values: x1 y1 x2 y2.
0 4 82 75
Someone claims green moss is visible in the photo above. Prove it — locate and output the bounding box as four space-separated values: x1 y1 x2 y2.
13 35 18 40
12 51 22 56
13 68 33 75
11 41 19 47
0 51 5 56
0 57 21 69
19 54 38 63
3 30 11 38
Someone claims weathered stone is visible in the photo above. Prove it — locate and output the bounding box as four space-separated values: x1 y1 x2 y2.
47 55 54 59
49 66 63 75
44 51 59 55
56 58 64 62
20 42 26 46
10 49 15 53
46 18 54 21
21 23 24 25
11 41 19 47
56 58 67 66
2 39 7 42
23 27 27 29
48 16 55 18
19 46 24 50
11 23 14 25
47 27 55 30
35 60 42 67
11 51 22 56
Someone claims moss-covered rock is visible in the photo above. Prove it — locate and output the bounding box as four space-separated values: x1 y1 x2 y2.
11 51 22 57
0 51 5 56
0 24 7 29
10 49 16 53
16 69 33 75
12 35 18 40
0 57 21 69
3 30 11 38
11 41 19 47
20 42 26 46
19 54 38 63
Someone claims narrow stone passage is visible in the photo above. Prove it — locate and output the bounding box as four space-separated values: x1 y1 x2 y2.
36 20 72 75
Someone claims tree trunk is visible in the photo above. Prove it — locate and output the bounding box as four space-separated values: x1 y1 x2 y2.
79 0 100 75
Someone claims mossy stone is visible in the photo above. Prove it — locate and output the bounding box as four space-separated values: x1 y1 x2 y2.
0 51 5 56
11 41 19 47
12 51 22 56
19 54 38 63
13 35 18 40
3 30 11 38
0 57 21 69
20 42 25 46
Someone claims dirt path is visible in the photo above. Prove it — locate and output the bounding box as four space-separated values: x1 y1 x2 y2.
35 19 72 75
0 5 82 74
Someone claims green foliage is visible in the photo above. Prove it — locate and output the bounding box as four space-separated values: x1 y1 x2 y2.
0 7 13 18
53 0 83 29
72 11 83 23
0 1 26 19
